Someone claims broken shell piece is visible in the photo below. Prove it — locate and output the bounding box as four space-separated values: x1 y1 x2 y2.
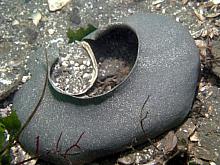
47 0 71 11
49 41 98 96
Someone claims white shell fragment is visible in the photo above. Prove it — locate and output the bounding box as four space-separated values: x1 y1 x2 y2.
47 0 71 11
32 11 42 26
49 41 98 96
152 0 164 5
212 0 220 5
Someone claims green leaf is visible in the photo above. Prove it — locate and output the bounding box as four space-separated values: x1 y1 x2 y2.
67 24 97 43
0 123 5 131
0 123 6 150
0 111 21 136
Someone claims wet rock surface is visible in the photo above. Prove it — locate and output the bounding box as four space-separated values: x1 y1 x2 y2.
13 14 199 164
212 40 220 77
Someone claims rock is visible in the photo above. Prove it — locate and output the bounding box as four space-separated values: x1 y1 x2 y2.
48 29 55 35
32 11 42 26
13 14 200 164
211 40 220 77
23 27 38 44
158 131 177 154
192 146 215 161
210 162 217 165
190 86 220 163
212 0 220 5
12 20 19 26
189 131 199 142
0 106 11 117
0 41 24 100
118 155 135 165
69 7 81 26
176 118 196 145
11 143 37 165
47 0 71 12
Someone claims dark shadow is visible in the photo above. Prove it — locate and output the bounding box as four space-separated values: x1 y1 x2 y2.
85 25 138 65
166 151 188 165
83 25 139 98
48 83 111 106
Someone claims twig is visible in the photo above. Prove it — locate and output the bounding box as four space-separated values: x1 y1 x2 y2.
64 132 85 158
56 132 63 153
35 136 40 155
139 95 161 152
140 95 150 133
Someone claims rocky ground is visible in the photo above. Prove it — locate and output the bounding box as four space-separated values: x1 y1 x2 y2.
0 0 220 165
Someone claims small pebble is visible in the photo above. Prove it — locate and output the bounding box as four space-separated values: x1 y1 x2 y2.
32 11 42 26
48 28 55 35
210 162 216 165
212 0 220 5
83 60 91 66
61 61 69 67
74 63 79 67
83 73 92 80
80 65 86 70
12 20 19 26
47 0 71 11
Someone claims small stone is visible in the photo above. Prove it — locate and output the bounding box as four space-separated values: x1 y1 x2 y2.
192 147 214 161
73 66 79 71
182 0 189 5
152 0 164 5
59 57 65 64
83 60 91 66
11 144 37 165
48 28 55 35
83 73 92 80
61 61 68 67
0 106 11 118
212 0 220 5
118 155 135 165
21 74 31 83
155 4 161 10
205 113 209 118
32 11 42 26
69 60 74 65
69 8 81 25
0 78 12 85
47 0 71 12
211 40 220 78
190 131 199 142
65 78 70 83
77 58 84 64
24 28 38 44
74 63 79 67
79 65 86 70
210 162 216 165
12 20 19 26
